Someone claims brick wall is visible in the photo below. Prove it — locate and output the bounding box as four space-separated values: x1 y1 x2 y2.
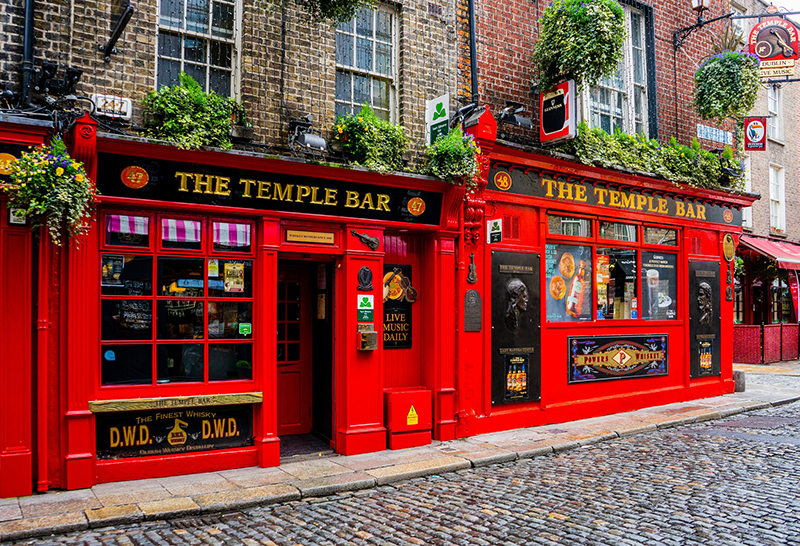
0 0 459 165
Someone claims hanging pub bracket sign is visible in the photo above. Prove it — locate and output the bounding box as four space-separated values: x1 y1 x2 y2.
100 0 135 62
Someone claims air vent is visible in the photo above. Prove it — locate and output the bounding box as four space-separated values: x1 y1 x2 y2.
503 215 520 240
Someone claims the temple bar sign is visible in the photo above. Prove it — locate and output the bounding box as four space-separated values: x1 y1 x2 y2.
488 168 741 226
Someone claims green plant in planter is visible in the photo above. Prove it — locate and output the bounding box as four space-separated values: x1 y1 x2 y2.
142 73 243 150
533 0 626 92
334 104 408 174
1 137 97 246
421 127 480 190
264 0 374 24
693 51 761 121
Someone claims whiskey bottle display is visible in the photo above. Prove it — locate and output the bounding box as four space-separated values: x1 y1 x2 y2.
520 364 527 391
566 260 587 318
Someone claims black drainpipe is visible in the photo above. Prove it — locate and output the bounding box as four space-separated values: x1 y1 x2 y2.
468 0 479 104
20 0 35 107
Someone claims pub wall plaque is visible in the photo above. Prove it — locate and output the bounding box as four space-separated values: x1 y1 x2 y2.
464 289 482 332
689 260 721 378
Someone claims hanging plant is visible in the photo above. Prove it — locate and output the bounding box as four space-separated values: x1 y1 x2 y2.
421 127 481 191
264 0 374 24
693 51 761 121
334 104 408 174
532 0 626 92
1 137 97 246
142 72 244 150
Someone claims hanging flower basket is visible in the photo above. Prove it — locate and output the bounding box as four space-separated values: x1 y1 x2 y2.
532 0 627 92
421 126 481 191
334 104 408 174
1 137 97 246
693 51 761 121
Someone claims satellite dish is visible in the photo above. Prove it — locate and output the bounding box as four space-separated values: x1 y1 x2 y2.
99 0 135 63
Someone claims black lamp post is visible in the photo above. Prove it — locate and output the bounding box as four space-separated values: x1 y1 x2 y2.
674 0 731 50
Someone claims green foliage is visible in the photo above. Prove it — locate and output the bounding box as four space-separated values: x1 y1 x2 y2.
734 256 745 279
1 137 97 246
559 123 742 190
334 104 408 174
710 23 744 54
421 127 481 190
694 51 761 121
263 0 374 24
142 73 243 150
533 0 626 92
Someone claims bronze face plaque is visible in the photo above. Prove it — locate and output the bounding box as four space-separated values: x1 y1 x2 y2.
491 252 541 404
723 234 736 263
689 261 721 378
464 289 482 332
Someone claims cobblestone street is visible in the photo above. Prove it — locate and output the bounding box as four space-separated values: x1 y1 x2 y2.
6 370 800 546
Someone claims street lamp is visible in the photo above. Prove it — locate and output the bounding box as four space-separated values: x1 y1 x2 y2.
674 0 731 50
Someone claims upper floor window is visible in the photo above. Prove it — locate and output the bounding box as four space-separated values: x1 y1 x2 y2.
768 85 782 141
157 0 238 96
335 6 397 121
770 164 785 233
582 3 655 138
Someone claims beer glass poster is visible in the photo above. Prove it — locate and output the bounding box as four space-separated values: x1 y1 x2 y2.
545 244 592 322
641 252 677 320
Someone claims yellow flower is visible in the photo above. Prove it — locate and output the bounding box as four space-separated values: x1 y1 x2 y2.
75 174 84 182
337 125 343 133
72 162 79 169
358 117 363 122
56 167 64 176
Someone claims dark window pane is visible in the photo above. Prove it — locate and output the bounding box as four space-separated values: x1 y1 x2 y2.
287 343 300 361
208 301 253 339
335 102 352 117
102 344 152 385
376 10 391 41
356 7 373 37
160 0 184 27
287 302 300 321
158 32 181 58
184 63 207 90
101 255 153 296
184 37 207 63
376 43 391 75
102 300 153 340
286 282 300 301
157 344 204 382
157 300 204 339
210 41 232 68
157 59 181 89
336 71 352 103
211 1 235 38
209 69 231 96
209 343 253 381
354 74 370 104
287 322 300 341
158 257 204 297
336 32 353 66
186 0 209 33
277 343 285 362
208 259 252 297
356 37 373 71
277 322 285 341
277 302 286 321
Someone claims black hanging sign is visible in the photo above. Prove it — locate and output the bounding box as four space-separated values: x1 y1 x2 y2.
95 404 253 459
383 264 414 348
568 335 668 383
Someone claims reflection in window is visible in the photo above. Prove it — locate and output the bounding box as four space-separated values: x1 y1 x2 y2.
156 343 204 382
209 343 253 381
208 300 253 338
596 248 637 320
641 252 677 320
600 221 637 242
102 300 153 340
643 227 677 246
101 344 152 385
158 257 204 297
157 300 204 339
548 215 592 238
101 255 153 296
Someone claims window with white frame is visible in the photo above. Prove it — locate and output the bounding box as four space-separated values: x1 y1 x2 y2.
741 156 752 229
731 4 747 42
583 3 653 137
335 6 396 121
768 85 782 140
157 0 238 96
770 165 785 233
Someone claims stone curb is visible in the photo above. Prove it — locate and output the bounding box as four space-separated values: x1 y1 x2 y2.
3 395 798 543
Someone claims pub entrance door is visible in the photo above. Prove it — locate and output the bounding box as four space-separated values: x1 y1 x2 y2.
276 261 334 441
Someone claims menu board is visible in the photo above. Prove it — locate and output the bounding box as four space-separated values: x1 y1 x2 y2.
545 243 592 322
641 252 678 320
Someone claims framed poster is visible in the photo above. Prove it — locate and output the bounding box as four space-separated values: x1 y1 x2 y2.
545 243 592 322
689 260 721 378
568 335 668 383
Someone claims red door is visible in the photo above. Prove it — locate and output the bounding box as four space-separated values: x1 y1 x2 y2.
277 264 312 435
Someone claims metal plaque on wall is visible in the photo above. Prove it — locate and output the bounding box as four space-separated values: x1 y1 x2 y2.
95 404 254 459
689 260 721 378
464 289 482 332
491 252 541 404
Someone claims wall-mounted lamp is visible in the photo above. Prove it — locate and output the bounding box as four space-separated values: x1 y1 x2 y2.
674 0 731 50
288 114 327 159
497 101 533 129
34 62 82 96
449 102 479 129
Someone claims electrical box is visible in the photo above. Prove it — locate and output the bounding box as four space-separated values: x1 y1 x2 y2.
384 388 432 449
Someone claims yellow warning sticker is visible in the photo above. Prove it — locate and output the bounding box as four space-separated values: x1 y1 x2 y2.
407 405 418 426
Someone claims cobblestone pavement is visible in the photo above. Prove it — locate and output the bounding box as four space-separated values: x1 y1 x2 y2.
7 385 800 546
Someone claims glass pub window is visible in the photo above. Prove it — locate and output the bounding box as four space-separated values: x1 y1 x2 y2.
548 215 592 238
335 6 395 120
643 226 677 246
157 0 237 95
100 217 254 386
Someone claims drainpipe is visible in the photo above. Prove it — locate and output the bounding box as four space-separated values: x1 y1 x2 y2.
20 0 35 107
468 0 479 104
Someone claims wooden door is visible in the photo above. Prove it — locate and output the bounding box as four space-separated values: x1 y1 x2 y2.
277 264 312 435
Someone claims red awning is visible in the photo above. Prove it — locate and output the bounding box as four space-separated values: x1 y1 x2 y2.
740 235 800 270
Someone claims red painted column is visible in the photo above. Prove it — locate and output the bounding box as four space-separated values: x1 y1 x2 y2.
61 114 100 489
0 200 33 498
256 218 280 467
335 225 386 455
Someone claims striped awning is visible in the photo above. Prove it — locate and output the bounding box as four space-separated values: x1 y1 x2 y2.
107 214 149 235
162 218 202 243
214 222 250 247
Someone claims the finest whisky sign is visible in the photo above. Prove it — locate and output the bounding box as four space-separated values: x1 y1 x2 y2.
97 153 444 226
568 335 668 384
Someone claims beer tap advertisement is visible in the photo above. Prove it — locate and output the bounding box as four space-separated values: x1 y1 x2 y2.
545 244 592 322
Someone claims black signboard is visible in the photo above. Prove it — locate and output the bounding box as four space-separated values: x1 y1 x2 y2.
491 251 541 404
97 154 443 226
96 404 254 459
568 335 668 383
464 289 482 332
487 168 742 227
689 260 721 378
641 252 678 321
545 243 592 322
383 264 414 348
